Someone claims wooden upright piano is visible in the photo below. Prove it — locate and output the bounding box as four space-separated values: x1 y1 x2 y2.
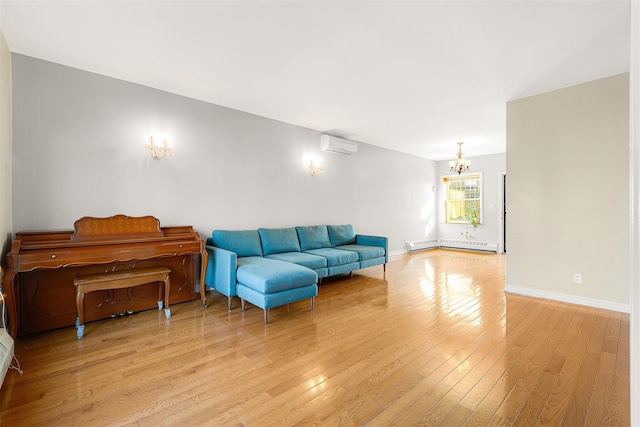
1 215 207 337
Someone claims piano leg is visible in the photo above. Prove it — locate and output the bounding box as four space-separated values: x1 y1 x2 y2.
75 316 84 339
200 247 209 309
163 275 171 318
75 287 86 339
157 275 171 317
200 282 208 308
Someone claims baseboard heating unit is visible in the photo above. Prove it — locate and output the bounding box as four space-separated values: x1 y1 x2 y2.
0 328 14 388
438 239 498 252
406 240 439 252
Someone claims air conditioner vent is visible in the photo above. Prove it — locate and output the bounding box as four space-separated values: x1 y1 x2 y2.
320 134 358 155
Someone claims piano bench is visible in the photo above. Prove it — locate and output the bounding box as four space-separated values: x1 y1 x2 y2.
73 267 172 339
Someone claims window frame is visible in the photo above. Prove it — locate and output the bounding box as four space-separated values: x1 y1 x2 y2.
442 172 483 225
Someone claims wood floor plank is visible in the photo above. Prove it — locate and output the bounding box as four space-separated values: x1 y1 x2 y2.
462 302 561 426
456 299 550 415
0 249 629 426
536 306 594 426
374 300 541 425
491 303 577 424
379 298 516 425
561 309 610 426
611 313 630 426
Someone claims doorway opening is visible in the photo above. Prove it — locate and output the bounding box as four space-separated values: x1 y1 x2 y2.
499 172 506 253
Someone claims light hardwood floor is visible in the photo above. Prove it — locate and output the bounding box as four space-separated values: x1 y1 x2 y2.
0 249 629 426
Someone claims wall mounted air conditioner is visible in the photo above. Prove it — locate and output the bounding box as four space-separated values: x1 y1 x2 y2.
320 134 358 155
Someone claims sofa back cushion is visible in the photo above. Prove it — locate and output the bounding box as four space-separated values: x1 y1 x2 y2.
296 225 331 250
327 224 357 247
258 227 301 256
212 229 263 257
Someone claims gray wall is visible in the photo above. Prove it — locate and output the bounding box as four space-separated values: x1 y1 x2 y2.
0 27 11 269
11 54 438 254
506 73 629 309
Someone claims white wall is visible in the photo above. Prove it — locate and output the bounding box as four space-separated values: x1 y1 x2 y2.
436 152 506 249
10 54 438 254
629 0 639 423
506 73 629 310
0 25 11 268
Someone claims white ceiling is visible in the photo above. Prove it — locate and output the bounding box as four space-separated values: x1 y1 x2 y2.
0 1 631 160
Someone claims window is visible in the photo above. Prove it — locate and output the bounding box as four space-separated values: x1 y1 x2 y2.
443 173 481 224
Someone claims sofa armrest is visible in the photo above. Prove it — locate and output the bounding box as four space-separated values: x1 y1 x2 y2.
356 234 389 263
205 245 238 297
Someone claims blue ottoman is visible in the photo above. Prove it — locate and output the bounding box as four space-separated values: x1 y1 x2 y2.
235 257 318 323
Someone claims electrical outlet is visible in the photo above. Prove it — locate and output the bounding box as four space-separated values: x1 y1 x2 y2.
574 273 582 284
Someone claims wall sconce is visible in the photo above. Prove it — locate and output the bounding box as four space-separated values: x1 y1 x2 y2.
146 136 172 160
307 159 325 176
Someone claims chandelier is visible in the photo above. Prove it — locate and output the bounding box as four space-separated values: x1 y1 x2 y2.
449 142 471 174
146 136 172 160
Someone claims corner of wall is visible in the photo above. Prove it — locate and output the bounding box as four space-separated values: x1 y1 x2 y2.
0 26 12 271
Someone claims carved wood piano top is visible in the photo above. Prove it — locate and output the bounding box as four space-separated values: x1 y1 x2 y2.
8 215 204 270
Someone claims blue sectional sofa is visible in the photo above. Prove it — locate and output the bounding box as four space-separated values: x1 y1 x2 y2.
203 224 387 323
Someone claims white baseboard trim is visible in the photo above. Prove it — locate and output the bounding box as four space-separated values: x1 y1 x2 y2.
388 250 407 258
505 285 630 313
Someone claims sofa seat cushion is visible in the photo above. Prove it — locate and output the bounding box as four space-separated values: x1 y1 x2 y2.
237 257 317 294
335 244 385 261
266 252 327 270
258 227 301 255
304 248 359 267
296 225 331 250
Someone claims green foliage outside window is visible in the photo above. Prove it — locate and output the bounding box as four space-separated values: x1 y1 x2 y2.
466 204 480 228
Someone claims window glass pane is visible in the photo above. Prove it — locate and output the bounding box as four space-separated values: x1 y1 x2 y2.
443 174 481 224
